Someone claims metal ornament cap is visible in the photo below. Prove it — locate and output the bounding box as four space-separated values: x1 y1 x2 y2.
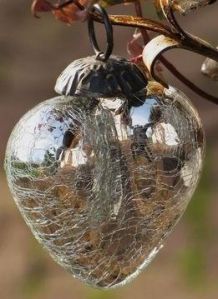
55 55 147 98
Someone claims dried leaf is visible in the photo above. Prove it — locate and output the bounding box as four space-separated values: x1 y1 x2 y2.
154 0 217 17
32 0 90 23
174 0 217 14
31 0 137 24
127 30 143 58
31 0 53 17
52 1 89 24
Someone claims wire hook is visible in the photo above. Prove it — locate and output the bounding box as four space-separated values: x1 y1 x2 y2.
88 4 113 61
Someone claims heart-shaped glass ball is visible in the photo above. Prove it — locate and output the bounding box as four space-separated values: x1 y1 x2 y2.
5 86 204 288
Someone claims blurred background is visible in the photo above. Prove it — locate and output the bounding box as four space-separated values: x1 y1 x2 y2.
0 1 218 299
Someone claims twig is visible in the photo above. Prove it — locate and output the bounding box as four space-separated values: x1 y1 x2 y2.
132 1 218 104
160 56 218 105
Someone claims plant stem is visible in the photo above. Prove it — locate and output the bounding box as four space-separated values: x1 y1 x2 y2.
160 57 218 105
96 14 175 37
132 0 218 104
134 1 150 43
96 14 218 63
54 0 218 104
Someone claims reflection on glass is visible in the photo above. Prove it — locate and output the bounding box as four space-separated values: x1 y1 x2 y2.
5 87 205 289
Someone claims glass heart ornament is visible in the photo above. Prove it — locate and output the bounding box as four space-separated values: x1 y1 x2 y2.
4 56 205 289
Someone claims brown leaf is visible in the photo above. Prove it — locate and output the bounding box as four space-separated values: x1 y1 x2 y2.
52 3 83 23
31 0 89 23
174 0 215 14
127 31 143 58
31 0 136 24
154 0 217 18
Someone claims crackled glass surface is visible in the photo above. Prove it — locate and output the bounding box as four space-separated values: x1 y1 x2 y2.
5 87 204 288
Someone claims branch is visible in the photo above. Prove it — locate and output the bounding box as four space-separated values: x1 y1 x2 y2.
93 14 176 39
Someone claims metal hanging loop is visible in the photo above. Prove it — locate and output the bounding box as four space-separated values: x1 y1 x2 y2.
88 4 113 61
